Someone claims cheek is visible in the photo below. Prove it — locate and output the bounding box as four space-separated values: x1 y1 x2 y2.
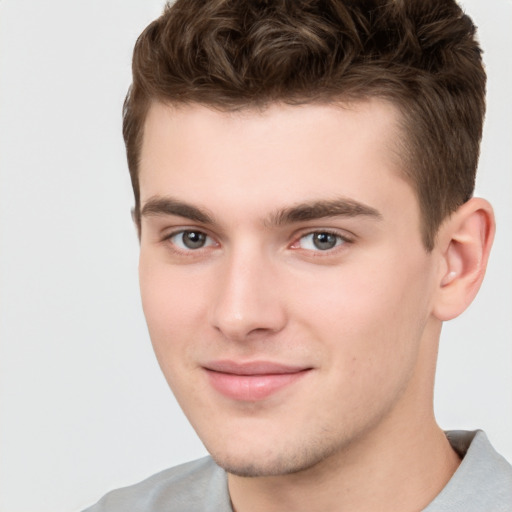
138 258 206 364
294 261 432 428
293 251 433 368
138 258 216 420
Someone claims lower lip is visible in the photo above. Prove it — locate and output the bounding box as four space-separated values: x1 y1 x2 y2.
205 369 310 401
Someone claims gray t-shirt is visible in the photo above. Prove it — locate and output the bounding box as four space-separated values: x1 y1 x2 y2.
84 430 512 511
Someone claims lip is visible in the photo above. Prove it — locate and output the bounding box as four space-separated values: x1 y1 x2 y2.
203 360 311 401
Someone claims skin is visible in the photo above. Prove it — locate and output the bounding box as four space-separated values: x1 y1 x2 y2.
137 100 494 512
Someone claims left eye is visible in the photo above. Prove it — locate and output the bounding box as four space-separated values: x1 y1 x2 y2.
297 232 345 251
168 230 216 250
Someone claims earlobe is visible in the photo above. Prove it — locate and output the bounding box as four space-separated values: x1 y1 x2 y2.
433 198 495 321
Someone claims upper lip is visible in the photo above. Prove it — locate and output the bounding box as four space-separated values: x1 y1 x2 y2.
203 360 310 375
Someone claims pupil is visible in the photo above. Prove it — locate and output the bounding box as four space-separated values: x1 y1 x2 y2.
313 232 337 250
183 231 206 249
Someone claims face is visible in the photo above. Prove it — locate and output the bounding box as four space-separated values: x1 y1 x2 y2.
138 100 441 477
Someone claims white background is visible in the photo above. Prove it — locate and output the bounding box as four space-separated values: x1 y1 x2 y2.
0 1 510 511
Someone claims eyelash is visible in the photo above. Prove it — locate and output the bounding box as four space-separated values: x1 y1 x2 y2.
162 228 353 256
163 229 218 254
291 230 352 253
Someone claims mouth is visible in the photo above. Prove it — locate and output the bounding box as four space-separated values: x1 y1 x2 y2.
203 360 312 401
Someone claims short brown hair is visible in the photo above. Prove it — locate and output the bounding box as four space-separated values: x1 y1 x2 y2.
124 0 486 250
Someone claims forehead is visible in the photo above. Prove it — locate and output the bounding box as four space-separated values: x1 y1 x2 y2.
138 100 414 223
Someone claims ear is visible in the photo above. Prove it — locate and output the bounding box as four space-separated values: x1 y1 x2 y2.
432 197 495 321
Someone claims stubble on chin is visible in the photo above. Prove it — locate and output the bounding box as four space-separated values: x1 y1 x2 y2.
209 435 345 478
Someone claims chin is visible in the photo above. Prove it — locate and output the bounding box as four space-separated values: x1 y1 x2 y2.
207 439 340 478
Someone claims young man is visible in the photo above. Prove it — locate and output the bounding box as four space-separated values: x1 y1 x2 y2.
86 0 512 510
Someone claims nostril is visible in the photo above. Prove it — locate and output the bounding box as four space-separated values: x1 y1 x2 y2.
210 302 287 342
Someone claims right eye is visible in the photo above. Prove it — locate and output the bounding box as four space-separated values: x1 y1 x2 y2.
167 230 216 251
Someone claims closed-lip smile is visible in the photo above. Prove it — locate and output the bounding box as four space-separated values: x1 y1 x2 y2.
203 360 312 401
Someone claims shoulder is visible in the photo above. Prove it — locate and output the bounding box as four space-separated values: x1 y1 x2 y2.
424 430 512 511
82 456 232 512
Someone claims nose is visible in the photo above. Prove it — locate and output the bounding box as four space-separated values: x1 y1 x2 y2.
209 247 287 342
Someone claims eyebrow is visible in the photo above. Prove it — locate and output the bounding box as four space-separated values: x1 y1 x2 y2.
141 196 215 224
140 196 382 226
267 198 382 226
